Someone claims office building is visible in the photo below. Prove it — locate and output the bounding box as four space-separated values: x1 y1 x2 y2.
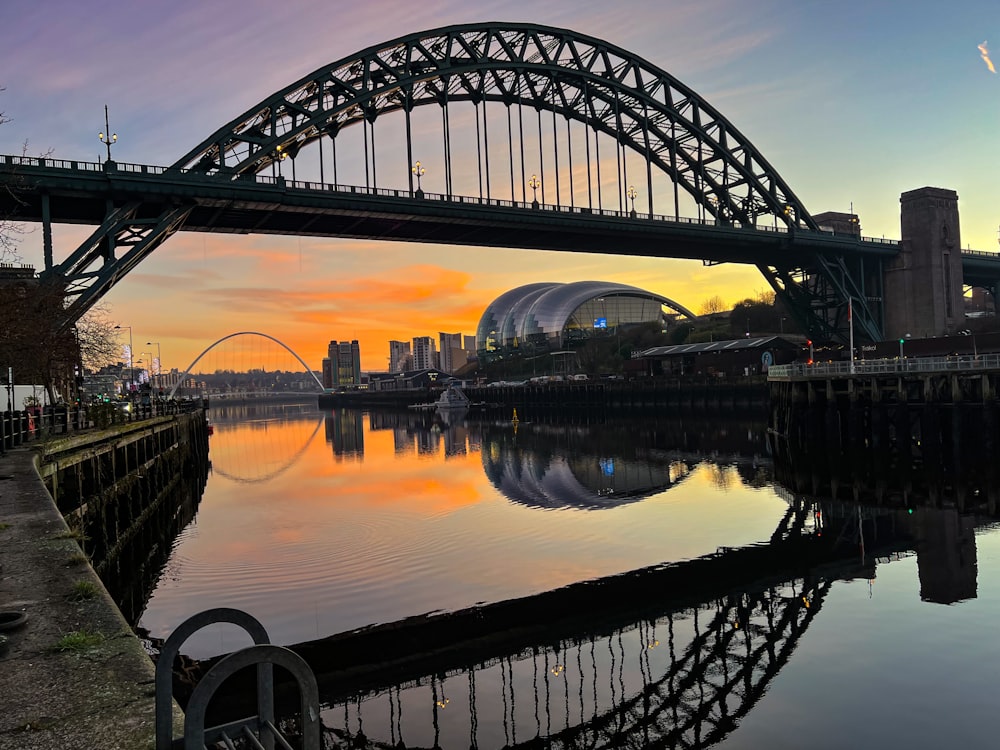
323 339 362 387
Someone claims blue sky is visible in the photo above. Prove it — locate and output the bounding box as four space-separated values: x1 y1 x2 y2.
2 0 997 369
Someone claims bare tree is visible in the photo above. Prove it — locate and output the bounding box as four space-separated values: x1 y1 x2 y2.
75 304 120 372
754 289 776 306
0 95 26 264
0 278 76 402
0 150 24 262
699 295 728 315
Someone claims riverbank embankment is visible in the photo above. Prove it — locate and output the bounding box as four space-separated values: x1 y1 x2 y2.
0 420 193 749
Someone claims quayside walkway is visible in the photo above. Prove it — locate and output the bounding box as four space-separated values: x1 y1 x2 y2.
0 425 186 749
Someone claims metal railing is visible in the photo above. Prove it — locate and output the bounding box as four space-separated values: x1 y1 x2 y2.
768 353 1000 380
155 607 320 750
0 153 911 248
0 399 206 453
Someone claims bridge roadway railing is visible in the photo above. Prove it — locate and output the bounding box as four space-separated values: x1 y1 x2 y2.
767 353 1000 380
0 153 903 248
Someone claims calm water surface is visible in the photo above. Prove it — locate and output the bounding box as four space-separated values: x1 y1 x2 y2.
138 401 1000 749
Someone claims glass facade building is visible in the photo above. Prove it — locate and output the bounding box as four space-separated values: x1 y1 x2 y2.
476 281 697 361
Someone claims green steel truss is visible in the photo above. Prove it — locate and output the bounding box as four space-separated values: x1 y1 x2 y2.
44 22 880 339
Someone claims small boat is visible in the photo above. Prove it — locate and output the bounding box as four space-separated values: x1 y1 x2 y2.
435 385 471 410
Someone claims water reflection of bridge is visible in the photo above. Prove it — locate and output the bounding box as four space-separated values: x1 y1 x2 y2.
192 495 931 749
160 407 990 748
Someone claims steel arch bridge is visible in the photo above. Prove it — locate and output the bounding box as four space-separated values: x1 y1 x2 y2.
168 331 324 399
8 22 991 341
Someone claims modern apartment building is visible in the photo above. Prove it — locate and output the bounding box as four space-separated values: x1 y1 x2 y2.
438 332 464 373
412 336 437 371
389 340 412 373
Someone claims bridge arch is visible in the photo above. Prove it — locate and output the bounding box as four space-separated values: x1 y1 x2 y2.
172 22 817 231
167 331 323 399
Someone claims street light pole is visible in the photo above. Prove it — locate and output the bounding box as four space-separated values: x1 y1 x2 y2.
848 297 855 374
115 325 133 394
98 105 117 163
528 174 540 207
146 341 161 388
411 160 425 197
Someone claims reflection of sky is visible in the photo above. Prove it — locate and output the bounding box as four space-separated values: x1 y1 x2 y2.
722 537 1000 749
140 409 790 657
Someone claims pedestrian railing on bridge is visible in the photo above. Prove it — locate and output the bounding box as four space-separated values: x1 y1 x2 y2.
0 153 903 247
768 352 1000 380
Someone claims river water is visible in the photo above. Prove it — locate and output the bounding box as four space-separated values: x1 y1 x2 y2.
137 400 1000 749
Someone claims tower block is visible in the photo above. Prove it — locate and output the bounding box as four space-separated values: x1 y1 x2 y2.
884 187 965 340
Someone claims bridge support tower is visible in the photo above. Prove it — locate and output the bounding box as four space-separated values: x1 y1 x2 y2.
885 187 965 340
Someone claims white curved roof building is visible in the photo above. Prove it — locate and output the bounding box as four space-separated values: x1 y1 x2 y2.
476 281 697 360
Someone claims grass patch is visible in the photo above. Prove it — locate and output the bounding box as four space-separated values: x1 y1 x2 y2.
53 630 103 652
64 553 90 567
53 528 85 541
68 580 100 601
0 522 10 531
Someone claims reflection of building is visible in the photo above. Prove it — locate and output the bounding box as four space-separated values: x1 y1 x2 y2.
323 340 362 388
442 422 469 457
476 281 697 362
324 410 365 458
481 428 686 510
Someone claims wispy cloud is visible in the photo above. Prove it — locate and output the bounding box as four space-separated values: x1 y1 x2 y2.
980 41 996 73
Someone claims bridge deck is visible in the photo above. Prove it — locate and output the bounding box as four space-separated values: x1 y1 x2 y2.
1 155 904 265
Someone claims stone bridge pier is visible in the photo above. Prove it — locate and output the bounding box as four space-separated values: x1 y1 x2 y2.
884 186 966 340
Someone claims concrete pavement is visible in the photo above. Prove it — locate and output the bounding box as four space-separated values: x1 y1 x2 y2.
0 445 182 750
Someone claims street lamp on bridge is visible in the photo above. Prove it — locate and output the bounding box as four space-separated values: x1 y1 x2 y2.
98 105 117 163
528 174 540 208
411 160 426 197
114 325 133 393
146 341 161 386
627 185 637 217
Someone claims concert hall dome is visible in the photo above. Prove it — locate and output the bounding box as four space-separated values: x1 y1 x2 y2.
475 281 697 361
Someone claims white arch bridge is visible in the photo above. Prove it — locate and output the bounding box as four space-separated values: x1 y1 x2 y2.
168 331 323 400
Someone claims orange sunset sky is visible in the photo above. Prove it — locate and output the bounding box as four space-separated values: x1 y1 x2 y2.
4 0 999 373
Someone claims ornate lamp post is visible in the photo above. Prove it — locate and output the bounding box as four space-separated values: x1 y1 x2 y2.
114 324 133 394
783 203 797 236
627 185 637 217
528 174 540 208
411 160 426 197
98 105 117 163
